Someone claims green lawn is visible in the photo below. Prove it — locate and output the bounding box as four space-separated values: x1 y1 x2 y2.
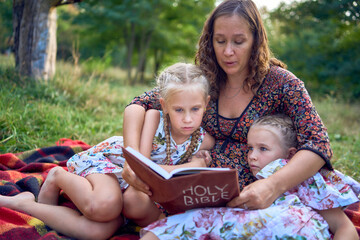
1 55 359 181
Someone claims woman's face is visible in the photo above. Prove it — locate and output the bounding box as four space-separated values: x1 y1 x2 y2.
212 14 254 80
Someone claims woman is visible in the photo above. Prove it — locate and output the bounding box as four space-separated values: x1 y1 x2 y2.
122 0 332 211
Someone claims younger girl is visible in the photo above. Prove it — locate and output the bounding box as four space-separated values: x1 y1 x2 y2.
0 63 214 240
141 114 359 240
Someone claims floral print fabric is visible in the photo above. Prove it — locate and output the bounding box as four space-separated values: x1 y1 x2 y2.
67 111 206 190
129 66 333 190
140 159 360 239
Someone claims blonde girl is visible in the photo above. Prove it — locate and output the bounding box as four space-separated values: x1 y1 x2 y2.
0 63 214 240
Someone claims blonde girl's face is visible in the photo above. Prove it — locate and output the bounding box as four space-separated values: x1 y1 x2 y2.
247 126 290 176
160 88 209 144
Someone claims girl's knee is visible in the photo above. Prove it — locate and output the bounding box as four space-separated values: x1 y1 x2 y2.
83 194 123 222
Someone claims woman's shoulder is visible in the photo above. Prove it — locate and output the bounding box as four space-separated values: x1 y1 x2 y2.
267 65 298 82
261 65 304 92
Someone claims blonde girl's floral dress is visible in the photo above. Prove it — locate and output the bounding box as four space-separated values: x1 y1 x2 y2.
140 159 360 240
67 110 206 190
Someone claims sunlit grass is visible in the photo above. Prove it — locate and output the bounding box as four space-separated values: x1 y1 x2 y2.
0 55 150 152
314 97 360 181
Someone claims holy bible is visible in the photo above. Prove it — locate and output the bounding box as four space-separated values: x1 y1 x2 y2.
122 146 240 214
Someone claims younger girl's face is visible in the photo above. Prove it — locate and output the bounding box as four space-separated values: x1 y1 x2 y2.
247 126 290 175
161 88 209 144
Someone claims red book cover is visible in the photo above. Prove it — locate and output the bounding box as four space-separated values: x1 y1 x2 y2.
122 146 240 214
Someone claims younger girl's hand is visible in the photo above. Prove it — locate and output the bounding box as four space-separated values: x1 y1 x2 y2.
122 162 152 196
191 150 212 167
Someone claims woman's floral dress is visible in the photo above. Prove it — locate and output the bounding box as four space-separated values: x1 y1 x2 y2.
67 111 206 190
140 159 360 240
129 66 333 190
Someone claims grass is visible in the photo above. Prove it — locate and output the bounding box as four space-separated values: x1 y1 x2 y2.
0 55 151 152
314 97 360 181
0 55 359 181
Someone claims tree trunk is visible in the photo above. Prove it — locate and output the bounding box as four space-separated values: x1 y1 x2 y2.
153 48 164 77
135 30 153 84
124 22 136 84
13 0 59 81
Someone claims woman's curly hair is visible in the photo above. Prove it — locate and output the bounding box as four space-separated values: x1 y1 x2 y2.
195 0 286 99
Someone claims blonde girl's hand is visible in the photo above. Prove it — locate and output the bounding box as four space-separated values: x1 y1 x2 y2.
191 150 212 167
122 161 152 196
226 178 280 210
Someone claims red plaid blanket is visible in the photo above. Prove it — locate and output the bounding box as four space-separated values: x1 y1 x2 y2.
0 139 140 240
1 139 359 239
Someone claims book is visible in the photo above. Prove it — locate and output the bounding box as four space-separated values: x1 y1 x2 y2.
122 146 240 214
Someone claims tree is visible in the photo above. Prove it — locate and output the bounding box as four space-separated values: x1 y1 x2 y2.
12 0 81 81
73 0 215 85
269 0 360 100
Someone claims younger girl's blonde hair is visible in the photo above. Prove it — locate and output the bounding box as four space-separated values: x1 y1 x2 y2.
156 63 210 165
250 114 298 150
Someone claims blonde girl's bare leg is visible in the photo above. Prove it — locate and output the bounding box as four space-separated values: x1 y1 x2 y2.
38 166 123 222
123 186 164 227
0 192 124 240
37 166 65 205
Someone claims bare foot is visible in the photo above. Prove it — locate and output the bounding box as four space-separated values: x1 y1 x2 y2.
0 192 35 210
38 166 64 205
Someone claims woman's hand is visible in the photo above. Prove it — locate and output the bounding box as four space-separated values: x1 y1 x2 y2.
226 178 280 210
122 162 152 196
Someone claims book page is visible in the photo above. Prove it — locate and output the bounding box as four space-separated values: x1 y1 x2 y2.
169 167 230 177
125 147 172 179
125 147 230 180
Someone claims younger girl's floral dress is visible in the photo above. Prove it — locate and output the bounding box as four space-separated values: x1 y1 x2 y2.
141 159 360 240
66 110 206 190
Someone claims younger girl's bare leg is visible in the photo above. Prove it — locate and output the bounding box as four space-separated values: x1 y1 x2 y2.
0 192 124 240
37 166 123 222
122 186 164 227
140 231 160 240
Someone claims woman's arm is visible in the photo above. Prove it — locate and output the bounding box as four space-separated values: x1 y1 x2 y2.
123 104 146 151
227 150 325 209
122 104 152 195
228 73 332 209
139 109 161 158
122 88 162 193
318 208 358 240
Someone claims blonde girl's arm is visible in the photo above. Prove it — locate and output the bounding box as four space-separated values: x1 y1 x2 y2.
317 208 358 240
199 132 215 151
191 132 215 167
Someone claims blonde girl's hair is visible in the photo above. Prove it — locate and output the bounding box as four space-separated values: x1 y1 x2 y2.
156 63 210 165
251 114 298 150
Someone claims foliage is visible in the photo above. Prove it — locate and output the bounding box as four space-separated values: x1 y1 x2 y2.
56 0 215 84
0 0 13 54
268 0 360 100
